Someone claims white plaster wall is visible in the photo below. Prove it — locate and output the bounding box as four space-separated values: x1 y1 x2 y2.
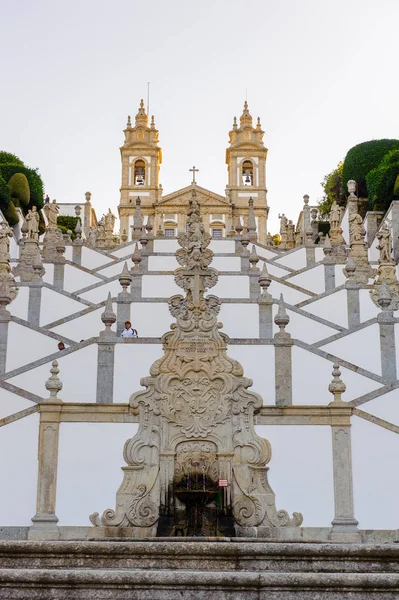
359 289 380 322
129 303 172 337
255 425 334 527
251 244 278 260
334 265 347 287
109 244 136 259
291 346 381 405
64 246 73 261
81 247 113 269
286 265 325 295
228 345 275 404
212 256 241 272
9 286 29 321
341 207 349 245
369 237 379 262
142 275 181 298
360 388 399 427
95 261 129 278
154 240 179 253
321 324 381 376
114 344 163 402
50 305 115 342
352 416 399 529
260 262 289 279
6 322 59 372
209 240 235 254
148 255 178 271
272 306 336 344
40 287 86 326
57 423 137 525
63 264 102 293
213 276 250 299
0 388 35 419
42 263 54 284
301 289 347 328
395 324 399 376
314 247 324 263
79 279 121 303
8 344 98 402
268 280 310 305
275 248 307 270
10 237 19 260
0 413 39 525
219 304 259 338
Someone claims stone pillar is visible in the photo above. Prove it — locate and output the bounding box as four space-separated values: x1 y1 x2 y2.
346 282 361 329
377 279 397 383
234 217 243 253
29 361 63 540
145 216 154 252
328 364 359 539
96 294 117 404
247 197 257 242
130 244 143 300
273 295 293 406
0 220 18 373
305 228 315 267
72 218 83 265
53 243 66 290
248 247 260 299
132 197 143 240
83 191 92 237
346 180 358 245
391 201 399 264
240 235 250 271
258 263 273 339
302 195 311 243
364 211 384 247
117 262 132 336
0 309 9 374
28 277 43 327
323 235 335 292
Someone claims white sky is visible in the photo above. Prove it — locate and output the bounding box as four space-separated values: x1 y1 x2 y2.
1 0 398 233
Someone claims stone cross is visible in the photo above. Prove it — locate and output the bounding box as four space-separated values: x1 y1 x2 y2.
189 166 199 184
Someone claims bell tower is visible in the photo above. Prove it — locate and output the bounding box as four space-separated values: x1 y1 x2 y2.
118 100 162 240
226 102 268 242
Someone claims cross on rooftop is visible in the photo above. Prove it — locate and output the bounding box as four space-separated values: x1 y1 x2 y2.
189 166 199 184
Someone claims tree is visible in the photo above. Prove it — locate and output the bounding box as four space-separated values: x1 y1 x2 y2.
318 162 344 216
366 150 399 211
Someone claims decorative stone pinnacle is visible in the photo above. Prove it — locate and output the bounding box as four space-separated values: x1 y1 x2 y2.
101 292 116 330
74 218 82 239
132 243 142 270
249 245 259 270
145 216 153 236
324 234 332 250
127 115 132 128
378 277 392 311
303 195 309 205
45 360 63 401
274 294 290 331
21 219 28 238
151 115 155 129
328 363 346 403
233 116 238 130
235 216 243 235
241 233 250 251
258 262 271 292
347 180 357 197
85 191 91 202
344 252 356 280
119 261 132 291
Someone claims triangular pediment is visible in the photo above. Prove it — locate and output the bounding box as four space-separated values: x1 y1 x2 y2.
159 185 229 207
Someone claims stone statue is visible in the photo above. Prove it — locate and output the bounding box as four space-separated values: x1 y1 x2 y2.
287 220 295 248
329 202 341 229
349 213 365 243
279 213 288 235
0 220 13 258
43 200 59 228
377 223 393 263
25 207 39 240
104 209 116 233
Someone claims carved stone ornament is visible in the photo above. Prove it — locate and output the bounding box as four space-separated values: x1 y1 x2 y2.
370 223 399 309
0 221 18 311
344 212 374 284
92 189 302 536
13 237 45 282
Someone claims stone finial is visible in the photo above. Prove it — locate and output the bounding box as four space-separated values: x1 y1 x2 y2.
235 216 243 236
21 219 28 239
85 191 92 203
145 216 154 237
121 229 128 244
156 214 164 237
343 252 356 280
249 245 259 270
233 116 238 131
347 180 357 197
45 360 63 401
303 194 310 205
274 294 290 332
256 116 262 130
241 232 250 251
139 230 149 248
150 115 156 129
259 262 271 294
328 363 346 404
75 205 82 217
101 293 116 331
119 261 132 292
378 277 392 311
133 197 143 239
127 115 132 129
74 218 82 240
132 243 142 271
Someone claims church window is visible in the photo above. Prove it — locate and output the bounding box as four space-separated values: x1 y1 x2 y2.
134 160 146 186
212 228 223 239
165 228 175 238
242 160 253 186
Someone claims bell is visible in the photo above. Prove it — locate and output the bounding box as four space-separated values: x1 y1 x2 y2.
244 170 251 184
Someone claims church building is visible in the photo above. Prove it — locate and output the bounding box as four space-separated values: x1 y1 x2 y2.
118 100 269 243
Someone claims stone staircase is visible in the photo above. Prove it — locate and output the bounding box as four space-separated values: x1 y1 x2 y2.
0 540 399 598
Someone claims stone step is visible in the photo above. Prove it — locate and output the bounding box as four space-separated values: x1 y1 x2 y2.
1 540 399 573
0 567 399 599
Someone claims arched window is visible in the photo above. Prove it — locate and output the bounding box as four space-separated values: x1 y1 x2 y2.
134 160 146 186
242 160 253 186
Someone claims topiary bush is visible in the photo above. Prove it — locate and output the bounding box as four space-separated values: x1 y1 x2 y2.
342 139 399 199
57 216 79 231
0 151 45 226
394 174 399 198
366 150 399 211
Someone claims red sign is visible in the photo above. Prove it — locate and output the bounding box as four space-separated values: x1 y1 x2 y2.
218 479 228 487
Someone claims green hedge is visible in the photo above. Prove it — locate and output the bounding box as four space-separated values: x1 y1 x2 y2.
342 139 399 199
0 152 24 167
7 173 30 207
0 164 44 210
366 150 399 211
57 216 79 231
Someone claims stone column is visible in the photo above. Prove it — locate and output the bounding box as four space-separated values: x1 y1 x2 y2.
145 216 154 252
130 244 143 300
0 309 10 375
302 195 311 243
248 247 260 299
29 361 63 540
346 180 358 245
28 266 44 327
391 201 399 264
234 217 243 253
343 256 360 328
83 191 92 237
273 295 293 406
240 234 250 271
96 294 117 404
117 262 132 336
247 197 257 242
305 228 315 267
53 243 66 290
323 235 335 292
258 263 273 339
364 211 384 247
0 220 18 373
377 279 397 383
328 364 359 539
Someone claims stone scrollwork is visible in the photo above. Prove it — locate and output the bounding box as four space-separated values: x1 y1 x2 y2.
93 187 302 535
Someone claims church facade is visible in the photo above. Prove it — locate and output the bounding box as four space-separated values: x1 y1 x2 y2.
118 100 269 243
